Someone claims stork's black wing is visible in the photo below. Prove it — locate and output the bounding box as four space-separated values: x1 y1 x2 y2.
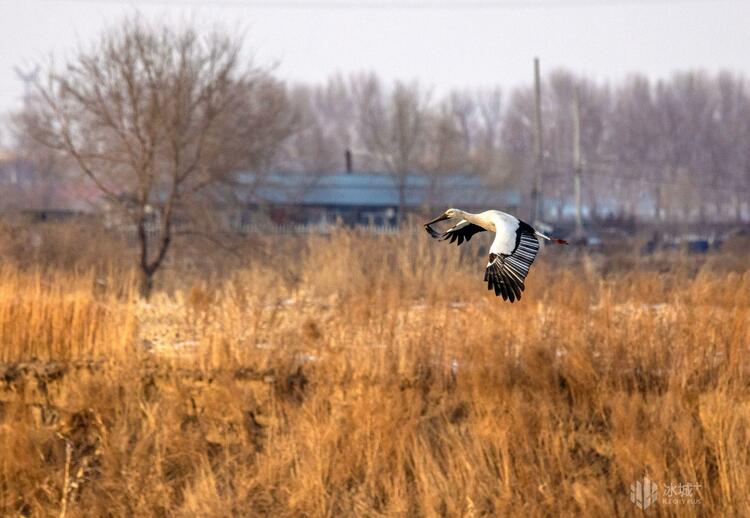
484 223 540 302
425 219 486 246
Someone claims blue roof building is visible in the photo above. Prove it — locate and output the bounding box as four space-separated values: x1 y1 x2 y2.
234 171 520 225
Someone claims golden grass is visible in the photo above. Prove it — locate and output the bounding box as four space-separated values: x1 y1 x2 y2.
1 229 749 517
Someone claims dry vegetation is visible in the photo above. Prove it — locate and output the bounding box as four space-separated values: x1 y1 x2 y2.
1 224 749 517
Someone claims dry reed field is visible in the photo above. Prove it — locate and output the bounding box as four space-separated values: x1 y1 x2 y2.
1 227 749 517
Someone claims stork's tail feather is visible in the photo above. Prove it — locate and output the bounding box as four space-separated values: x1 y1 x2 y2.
534 231 568 245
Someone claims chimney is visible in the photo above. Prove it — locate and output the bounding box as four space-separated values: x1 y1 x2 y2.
345 149 353 174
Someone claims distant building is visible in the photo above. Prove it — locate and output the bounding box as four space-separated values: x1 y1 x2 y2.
233 171 520 226
2 159 521 230
0 152 102 219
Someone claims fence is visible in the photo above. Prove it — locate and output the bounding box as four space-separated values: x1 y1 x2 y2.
119 221 411 242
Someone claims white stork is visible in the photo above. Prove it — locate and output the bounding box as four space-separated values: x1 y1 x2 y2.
425 208 567 302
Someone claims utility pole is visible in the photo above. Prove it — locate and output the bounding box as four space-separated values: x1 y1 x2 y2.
572 85 583 238
531 57 544 223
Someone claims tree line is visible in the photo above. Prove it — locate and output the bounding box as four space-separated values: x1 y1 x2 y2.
6 17 750 294
284 70 750 223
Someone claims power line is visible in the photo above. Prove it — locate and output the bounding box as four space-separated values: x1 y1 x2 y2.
40 0 743 9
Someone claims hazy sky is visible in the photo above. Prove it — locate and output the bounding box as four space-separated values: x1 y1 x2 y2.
1 0 749 117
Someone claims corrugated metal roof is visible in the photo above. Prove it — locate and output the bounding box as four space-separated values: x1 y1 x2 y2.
238 171 520 209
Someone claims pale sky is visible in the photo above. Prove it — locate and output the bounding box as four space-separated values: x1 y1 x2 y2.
1 0 749 119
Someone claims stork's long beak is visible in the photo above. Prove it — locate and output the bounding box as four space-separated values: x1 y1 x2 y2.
424 212 450 226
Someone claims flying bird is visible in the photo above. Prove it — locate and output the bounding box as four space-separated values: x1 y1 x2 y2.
425 208 567 302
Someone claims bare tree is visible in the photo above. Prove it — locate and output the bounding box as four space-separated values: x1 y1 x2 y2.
471 88 508 179
281 77 356 174
3 67 70 213
423 94 473 176
352 74 431 224
16 17 295 296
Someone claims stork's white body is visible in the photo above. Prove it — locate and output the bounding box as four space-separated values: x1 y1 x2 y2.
457 210 521 254
424 208 565 302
